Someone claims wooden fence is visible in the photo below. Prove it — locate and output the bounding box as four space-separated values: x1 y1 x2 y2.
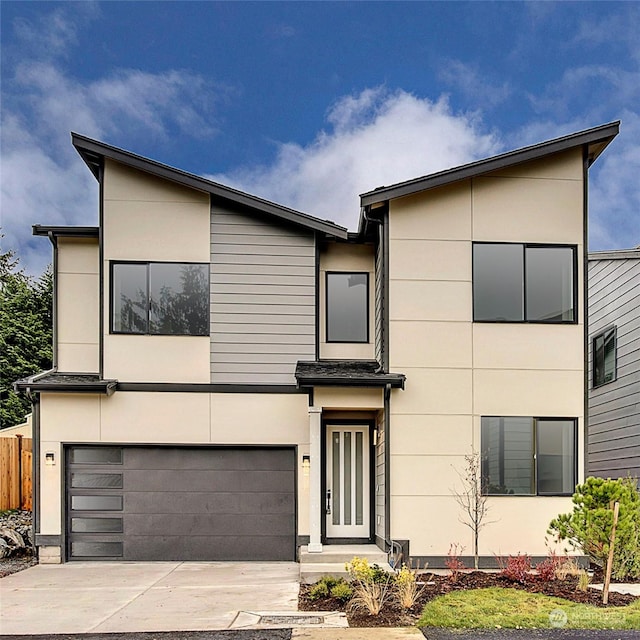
0 436 33 511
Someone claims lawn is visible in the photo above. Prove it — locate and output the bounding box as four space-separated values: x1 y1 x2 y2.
418 587 640 630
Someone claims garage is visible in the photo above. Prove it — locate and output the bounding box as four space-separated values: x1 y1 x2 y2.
65 446 296 561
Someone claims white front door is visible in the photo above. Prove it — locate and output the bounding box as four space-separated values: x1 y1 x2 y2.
326 425 370 538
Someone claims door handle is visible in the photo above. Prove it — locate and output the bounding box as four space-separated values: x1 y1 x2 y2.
326 488 331 514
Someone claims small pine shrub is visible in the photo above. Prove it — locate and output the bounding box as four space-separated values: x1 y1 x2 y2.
330 581 353 602
309 581 329 600
309 575 342 600
498 553 532 584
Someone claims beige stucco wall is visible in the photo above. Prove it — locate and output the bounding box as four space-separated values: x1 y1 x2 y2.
37 391 311 542
388 147 585 557
319 242 375 360
102 159 211 382
57 238 100 372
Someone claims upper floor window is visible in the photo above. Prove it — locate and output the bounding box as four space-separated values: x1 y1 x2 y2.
473 243 576 323
111 262 209 336
593 326 616 387
481 416 576 496
326 272 369 343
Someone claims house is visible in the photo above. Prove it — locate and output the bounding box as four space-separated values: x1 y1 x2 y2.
588 247 640 480
16 121 619 567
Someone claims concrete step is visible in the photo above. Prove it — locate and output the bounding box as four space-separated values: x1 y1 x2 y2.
299 544 388 565
300 561 396 585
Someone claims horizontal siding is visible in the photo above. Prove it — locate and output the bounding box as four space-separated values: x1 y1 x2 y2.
211 206 315 384
588 257 640 479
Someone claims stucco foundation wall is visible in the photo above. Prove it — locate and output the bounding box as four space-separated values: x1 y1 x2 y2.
387 148 585 558
37 391 312 545
56 238 99 372
102 159 211 382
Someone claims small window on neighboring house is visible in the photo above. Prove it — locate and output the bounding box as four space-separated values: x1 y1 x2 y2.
326 272 369 343
473 243 576 323
593 327 616 387
481 416 576 496
111 262 209 336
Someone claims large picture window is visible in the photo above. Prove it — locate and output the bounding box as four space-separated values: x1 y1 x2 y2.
481 416 576 496
111 262 209 336
593 326 616 387
473 243 576 323
326 272 369 343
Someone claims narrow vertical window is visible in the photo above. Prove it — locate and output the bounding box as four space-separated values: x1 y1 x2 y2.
593 327 616 387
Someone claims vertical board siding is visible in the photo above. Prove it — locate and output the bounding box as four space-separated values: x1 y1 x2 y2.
375 224 384 366
588 256 640 479
211 207 316 384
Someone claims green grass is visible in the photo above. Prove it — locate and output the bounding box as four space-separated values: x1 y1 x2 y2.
417 587 640 630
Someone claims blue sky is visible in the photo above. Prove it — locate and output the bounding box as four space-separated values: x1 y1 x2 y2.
2 1 639 275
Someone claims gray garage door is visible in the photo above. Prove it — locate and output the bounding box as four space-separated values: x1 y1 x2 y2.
66 446 296 561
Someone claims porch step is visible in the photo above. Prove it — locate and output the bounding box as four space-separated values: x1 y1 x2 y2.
299 544 394 584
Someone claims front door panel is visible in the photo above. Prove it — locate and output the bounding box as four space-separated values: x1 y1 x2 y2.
326 426 370 538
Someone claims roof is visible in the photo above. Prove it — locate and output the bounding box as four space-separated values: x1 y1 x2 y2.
588 248 640 261
295 360 406 389
14 372 117 396
71 132 348 239
360 121 620 208
32 225 99 239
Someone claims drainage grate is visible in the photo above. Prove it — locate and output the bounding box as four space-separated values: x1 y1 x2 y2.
259 615 325 625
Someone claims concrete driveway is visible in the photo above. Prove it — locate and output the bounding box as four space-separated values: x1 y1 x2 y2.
0 562 301 634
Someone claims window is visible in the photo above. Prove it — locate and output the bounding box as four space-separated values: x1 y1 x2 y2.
326 272 369 343
593 327 616 387
111 262 209 335
481 416 576 496
473 244 576 323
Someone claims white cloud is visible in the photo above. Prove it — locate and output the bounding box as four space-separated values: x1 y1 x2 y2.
438 59 511 110
590 111 640 250
1 7 220 275
208 88 500 229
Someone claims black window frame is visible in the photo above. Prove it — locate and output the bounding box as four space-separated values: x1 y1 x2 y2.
481 415 578 497
325 271 370 344
472 242 578 324
110 260 210 336
592 326 617 388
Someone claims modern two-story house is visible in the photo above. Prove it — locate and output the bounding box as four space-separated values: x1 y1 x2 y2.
588 247 640 480
17 121 619 566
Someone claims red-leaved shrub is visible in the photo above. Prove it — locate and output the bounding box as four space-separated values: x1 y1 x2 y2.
498 553 532 584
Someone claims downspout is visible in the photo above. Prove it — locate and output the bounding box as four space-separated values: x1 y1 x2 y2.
384 383 391 547
29 392 41 555
47 231 58 370
583 146 590 481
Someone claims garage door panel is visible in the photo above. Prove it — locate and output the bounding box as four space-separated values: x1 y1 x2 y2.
124 491 295 514
124 447 293 471
124 534 294 562
126 513 294 536
67 446 296 561
124 469 295 492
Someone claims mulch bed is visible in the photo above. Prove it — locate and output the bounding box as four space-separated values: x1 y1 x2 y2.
0 551 37 578
299 571 639 628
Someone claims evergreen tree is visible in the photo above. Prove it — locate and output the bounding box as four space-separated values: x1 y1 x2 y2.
0 247 52 428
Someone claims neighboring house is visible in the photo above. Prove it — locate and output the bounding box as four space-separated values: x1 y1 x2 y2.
0 413 32 438
16 121 619 566
588 247 640 480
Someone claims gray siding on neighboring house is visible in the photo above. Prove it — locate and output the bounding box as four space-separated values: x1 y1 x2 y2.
588 252 640 479
210 205 316 384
